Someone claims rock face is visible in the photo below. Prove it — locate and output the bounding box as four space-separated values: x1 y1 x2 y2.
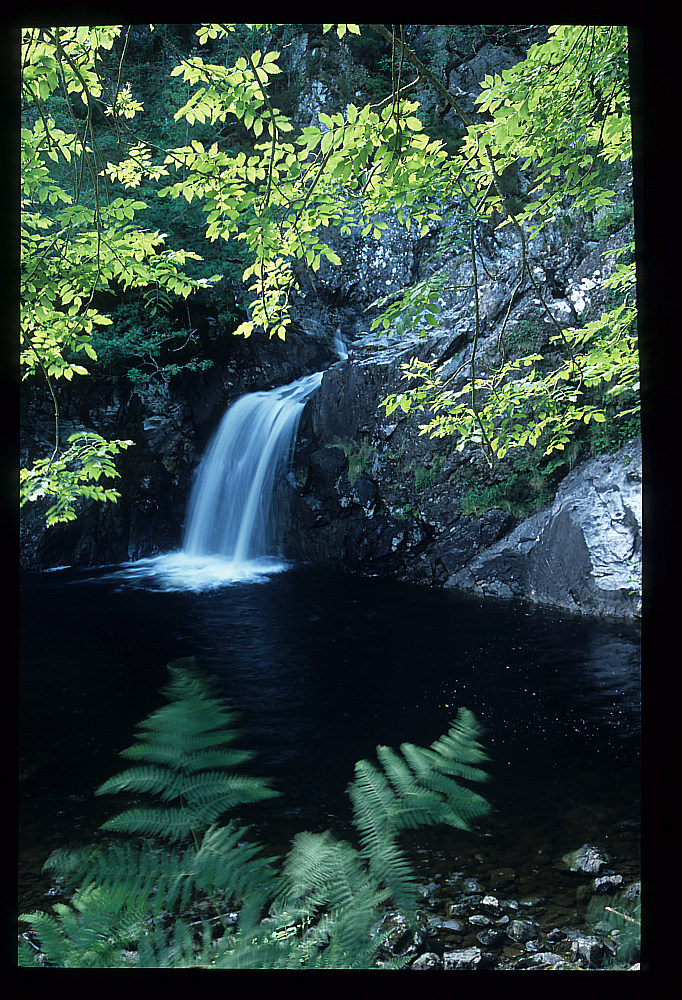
446 440 642 617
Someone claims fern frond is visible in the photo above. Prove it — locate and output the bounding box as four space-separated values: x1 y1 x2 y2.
188 822 280 913
347 705 492 918
221 831 393 970
19 911 71 967
96 763 181 799
20 882 149 968
100 805 197 841
375 744 417 797
96 662 278 842
136 917 205 968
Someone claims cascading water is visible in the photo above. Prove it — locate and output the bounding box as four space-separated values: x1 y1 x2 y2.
332 326 348 361
121 370 323 590
184 370 323 563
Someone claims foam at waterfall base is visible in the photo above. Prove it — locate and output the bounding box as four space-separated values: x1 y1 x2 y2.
111 551 291 591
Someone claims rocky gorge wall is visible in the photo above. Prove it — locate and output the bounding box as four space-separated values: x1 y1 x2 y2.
19 25 642 619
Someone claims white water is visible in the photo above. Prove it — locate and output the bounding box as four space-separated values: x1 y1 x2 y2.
184 370 323 561
117 370 323 590
332 326 348 361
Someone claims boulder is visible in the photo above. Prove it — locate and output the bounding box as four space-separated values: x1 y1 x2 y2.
570 933 606 968
509 951 578 970
446 439 642 617
507 919 539 943
594 874 624 893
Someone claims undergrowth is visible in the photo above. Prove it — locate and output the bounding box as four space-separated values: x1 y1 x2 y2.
19 658 491 969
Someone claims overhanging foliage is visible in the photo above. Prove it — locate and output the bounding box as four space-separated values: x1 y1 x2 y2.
20 23 639 520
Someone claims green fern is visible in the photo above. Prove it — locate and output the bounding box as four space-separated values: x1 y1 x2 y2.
96 658 278 843
20 660 281 967
348 707 491 919
19 661 491 969
220 832 401 970
19 884 149 968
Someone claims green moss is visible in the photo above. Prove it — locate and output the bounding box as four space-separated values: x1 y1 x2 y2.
333 439 376 484
461 462 558 520
413 454 447 492
585 203 633 242
504 318 546 355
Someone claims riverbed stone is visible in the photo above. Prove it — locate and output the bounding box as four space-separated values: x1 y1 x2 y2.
480 894 503 917
375 911 425 960
594 874 624 893
507 919 539 943
561 843 611 874
570 932 606 968
443 946 498 970
411 952 443 970
623 880 641 901
428 916 465 933
509 951 579 971
476 928 507 948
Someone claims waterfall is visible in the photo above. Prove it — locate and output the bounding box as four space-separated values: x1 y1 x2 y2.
120 370 323 590
332 326 348 361
183 370 323 562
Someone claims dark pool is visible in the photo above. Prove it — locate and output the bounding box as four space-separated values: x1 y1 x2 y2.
19 561 640 927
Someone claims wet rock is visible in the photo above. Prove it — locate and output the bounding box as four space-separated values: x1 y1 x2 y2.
476 928 506 948
306 446 347 499
349 472 380 509
509 951 578 971
443 946 498 970
561 843 611 874
594 874 624 893
427 916 465 933
507 919 539 943
411 952 443 970
570 932 606 968
546 928 567 943
446 439 642 618
623 881 641 901
375 911 425 961
469 914 492 927
480 894 503 917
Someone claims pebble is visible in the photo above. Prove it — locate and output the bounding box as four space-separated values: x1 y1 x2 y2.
411 952 443 971
594 874 624 893
507 918 539 943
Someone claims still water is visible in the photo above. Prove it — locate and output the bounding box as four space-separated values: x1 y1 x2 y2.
19 562 640 918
